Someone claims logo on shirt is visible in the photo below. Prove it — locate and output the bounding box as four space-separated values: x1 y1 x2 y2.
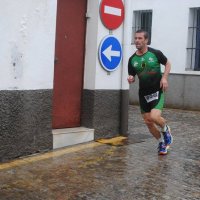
141 61 146 69
133 61 139 67
148 57 154 62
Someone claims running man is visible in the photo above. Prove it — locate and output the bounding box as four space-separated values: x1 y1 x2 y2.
127 29 173 155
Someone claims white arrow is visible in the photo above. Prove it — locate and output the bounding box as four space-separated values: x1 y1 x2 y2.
102 45 120 61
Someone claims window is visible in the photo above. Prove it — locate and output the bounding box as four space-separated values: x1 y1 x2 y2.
132 10 152 45
187 8 200 71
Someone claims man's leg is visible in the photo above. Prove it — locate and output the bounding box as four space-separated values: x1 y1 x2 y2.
142 111 168 155
150 109 173 145
139 92 171 154
150 109 166 129
142 112 162 139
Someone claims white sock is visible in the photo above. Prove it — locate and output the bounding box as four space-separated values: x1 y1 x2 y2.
162 124 168 132
158 136 164 143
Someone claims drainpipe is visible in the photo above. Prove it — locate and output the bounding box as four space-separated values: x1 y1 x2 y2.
120 0 132 136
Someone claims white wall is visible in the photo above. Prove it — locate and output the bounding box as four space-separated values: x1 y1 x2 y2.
84 0 200 92
0 0 57 90
2 0 199 91
84 0 124 90
130 0 200 75
83 0 98 90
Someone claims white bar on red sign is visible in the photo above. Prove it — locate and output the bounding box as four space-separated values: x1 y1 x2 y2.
104 5 122 16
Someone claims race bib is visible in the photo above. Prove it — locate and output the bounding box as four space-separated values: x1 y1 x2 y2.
144 91 159 103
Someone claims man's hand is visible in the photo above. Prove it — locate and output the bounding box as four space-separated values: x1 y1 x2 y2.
127 75 135 84
161 60 171 91
160 76 168 91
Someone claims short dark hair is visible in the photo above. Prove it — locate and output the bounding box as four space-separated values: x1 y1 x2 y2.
135 29 149 40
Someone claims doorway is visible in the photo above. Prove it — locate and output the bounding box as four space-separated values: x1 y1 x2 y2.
52 0 87 128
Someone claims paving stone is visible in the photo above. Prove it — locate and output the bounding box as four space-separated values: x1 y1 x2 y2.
0 105 199 200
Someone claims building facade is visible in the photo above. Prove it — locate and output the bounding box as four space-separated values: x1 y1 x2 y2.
1 0 199 162
129 0 200 110
0 0 129 161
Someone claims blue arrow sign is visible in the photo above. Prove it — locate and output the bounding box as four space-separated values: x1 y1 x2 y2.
99 35 122 72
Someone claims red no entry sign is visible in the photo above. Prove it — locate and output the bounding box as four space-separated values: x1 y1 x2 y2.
100 0 125 30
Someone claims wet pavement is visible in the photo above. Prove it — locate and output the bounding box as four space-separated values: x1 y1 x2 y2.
0 105 200 200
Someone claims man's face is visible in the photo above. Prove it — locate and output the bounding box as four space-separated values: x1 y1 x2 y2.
134 32 148 50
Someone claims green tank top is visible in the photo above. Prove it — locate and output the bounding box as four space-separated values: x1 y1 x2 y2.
128 47 167 91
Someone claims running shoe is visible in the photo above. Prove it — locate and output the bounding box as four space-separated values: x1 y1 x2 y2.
162 125 173 146
158 142 168 155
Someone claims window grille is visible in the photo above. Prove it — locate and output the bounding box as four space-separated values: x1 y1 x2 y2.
132 10 152 45
187 8 200 71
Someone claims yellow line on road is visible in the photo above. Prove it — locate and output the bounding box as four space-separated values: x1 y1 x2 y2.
0 142 102 170
96 136 127 146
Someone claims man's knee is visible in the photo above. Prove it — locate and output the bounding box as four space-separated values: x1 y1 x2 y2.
150 110 166 127
150 111 161 122
143 117 154 128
